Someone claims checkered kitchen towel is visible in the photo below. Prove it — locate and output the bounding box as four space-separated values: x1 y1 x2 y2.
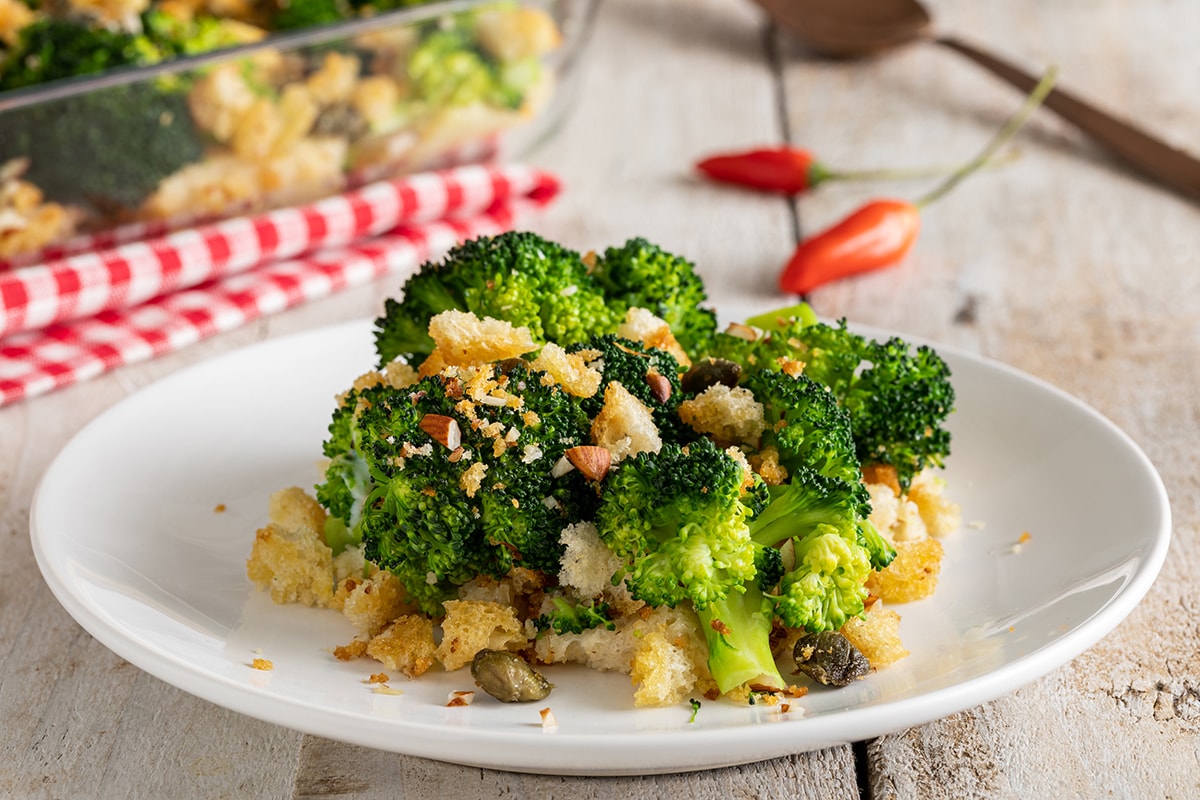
0 163 560 406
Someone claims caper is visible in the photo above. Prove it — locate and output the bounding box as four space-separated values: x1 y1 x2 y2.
792 631 871 687
681 358 742 394
470 649 553 702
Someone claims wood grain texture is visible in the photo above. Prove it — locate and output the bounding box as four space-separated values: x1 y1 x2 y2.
1 0 1197 797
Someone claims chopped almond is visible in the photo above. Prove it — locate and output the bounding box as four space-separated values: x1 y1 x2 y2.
419 414 462 449
564 445 611 482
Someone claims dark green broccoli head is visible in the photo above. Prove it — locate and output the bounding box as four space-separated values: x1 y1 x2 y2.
841 337 955 489
318 361 594 613
0 18 162 91
268 0 354 30
714 313 955 490
595 438 758 610
374 232 619 367
590 237 718 357
744 369 866 501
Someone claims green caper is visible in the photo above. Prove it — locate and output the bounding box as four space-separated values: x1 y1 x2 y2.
792 631 871 687
470 649 554 702
681 358 742 394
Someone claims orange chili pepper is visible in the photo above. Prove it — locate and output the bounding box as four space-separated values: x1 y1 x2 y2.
779 199 920 294
778 66 1058 295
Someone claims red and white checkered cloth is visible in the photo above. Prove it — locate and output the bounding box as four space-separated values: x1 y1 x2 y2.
0 163 560 407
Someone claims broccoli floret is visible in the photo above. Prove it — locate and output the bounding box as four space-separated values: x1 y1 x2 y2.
745 369 867 498
595 438 757 611
571 334 694 444
533 596 615 635
405 15 538 111
711 307 955 490
374 232 618 367
269 0 354 30
0 18 162 91
316 361 593 613
0 17 206 210
590 237 718 356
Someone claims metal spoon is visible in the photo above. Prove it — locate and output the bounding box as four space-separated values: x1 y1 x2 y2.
752 0 1200 203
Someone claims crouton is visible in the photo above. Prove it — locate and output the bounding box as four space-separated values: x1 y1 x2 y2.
907 469 962 537
246 488 334 607
367 615 437 678
425 310 536 368
841 606 909 668
529 342 602 398
336 567 414 635
678 384 767 448
590 382 662 462
616 307 692 368
436 599 527 671
866 538 944 603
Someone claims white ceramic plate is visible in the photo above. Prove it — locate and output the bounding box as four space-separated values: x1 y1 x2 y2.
30 319 1171 776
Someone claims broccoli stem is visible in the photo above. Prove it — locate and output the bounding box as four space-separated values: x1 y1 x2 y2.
695 584 785 694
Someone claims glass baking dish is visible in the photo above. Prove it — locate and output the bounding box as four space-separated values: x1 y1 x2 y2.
0 0 596 266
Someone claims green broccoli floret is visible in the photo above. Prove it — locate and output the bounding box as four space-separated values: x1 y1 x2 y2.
405 14 538 111
589 237 718 356
595 438 757 611
744 368 867 497
316 360 593 614
0 18 163 91
269 0 354 30
709 306 955 490
0 17 206 210
374 232 618 367
698 469 888 693
533 596 615 635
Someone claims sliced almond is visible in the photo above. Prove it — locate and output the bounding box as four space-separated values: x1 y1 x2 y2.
645 370 672 404
419 414 461 450
564 445 611 482
724 321 758 341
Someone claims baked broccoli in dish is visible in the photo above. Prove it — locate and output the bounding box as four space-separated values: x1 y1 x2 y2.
0 13 252 210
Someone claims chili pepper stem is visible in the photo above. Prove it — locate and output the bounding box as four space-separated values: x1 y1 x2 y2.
815 149 1022 186
914 66 1059 210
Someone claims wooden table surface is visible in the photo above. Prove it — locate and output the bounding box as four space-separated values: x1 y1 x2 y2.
4 0 1198 796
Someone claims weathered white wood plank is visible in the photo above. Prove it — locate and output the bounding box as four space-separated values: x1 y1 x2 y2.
771 0 1200 797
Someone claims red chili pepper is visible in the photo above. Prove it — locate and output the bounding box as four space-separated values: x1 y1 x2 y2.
777 66 1059 295
695 147 828 195
778 200 920 294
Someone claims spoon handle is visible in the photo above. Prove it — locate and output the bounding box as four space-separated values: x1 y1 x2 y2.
935 35 1200 202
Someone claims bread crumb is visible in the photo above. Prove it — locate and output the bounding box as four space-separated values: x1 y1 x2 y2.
529 342 602 398
617 307 691 368
424 310 536 370
251 657 274 671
